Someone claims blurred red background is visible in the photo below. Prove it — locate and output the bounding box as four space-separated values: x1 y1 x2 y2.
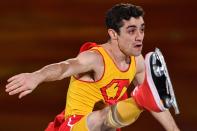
0 0 197 130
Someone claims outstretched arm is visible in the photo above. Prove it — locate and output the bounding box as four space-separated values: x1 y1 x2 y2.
5 50 100 98
134 55 180 131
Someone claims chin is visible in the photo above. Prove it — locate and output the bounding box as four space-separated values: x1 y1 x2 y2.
125 47 142 56
133 52 142 56
127 51 142 56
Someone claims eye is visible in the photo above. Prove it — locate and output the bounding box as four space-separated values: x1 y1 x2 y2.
128 29 136 34
140 27 145 33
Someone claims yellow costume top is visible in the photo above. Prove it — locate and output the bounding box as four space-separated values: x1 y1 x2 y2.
65 46 136 117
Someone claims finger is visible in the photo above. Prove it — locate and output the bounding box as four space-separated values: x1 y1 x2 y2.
8 85 25 95
19 90 32 99
5 81 23 92
6 78 22 89
7 74 22 82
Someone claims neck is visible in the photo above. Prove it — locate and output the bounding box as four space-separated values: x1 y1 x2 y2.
102 41 130 64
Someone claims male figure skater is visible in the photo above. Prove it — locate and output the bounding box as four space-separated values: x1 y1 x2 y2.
6 3 180 131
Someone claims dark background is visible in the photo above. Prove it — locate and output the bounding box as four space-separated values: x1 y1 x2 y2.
1 0 197 130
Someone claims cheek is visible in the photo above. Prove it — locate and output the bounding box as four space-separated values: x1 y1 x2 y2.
126 35 135 43
119 42 133 54
120 35 134 44
119 39 133 49
118 35 135 49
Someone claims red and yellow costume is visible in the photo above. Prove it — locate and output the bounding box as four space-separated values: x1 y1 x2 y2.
46 43 138 131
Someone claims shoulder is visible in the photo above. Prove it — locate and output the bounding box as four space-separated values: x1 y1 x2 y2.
77 49 103 62
76 49 104 69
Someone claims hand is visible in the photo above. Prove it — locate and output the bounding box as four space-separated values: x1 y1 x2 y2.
5 72 41 99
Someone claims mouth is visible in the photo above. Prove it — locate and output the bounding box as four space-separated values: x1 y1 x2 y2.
134 44 143 48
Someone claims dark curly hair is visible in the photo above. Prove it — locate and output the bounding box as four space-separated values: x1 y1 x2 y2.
105 3 144 34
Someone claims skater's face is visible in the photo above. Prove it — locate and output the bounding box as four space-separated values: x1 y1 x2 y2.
117 16 145 56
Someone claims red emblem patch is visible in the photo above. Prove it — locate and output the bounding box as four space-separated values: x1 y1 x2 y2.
100 79 130 105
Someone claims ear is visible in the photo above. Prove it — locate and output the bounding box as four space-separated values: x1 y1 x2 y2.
108 29 118 40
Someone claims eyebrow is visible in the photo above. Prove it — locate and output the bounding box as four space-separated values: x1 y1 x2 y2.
126 23 145 29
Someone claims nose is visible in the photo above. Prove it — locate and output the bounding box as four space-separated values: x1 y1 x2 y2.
135 30 144 42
